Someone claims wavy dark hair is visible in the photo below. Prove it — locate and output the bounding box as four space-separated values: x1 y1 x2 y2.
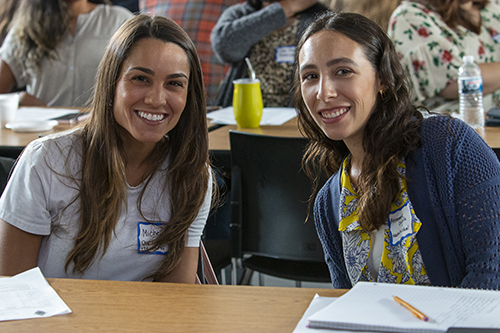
413 0 489 34
10 0 109 75
64 14 212 281
0 0 19 44
293 11 423 232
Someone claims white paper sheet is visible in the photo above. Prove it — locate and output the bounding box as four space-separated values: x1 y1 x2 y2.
293 294 376 333
206 107 297 125
0 267 72 322
307 282 500 332
14 107 79 122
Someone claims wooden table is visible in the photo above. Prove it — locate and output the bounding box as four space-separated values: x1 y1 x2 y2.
208 117 302 151
208 118 500 151
3 117 500 151
1 278 345 332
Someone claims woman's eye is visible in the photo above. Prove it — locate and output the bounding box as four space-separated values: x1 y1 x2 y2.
132 75 149 83
170 81 183 87
301 73 317 82
336 68 353 76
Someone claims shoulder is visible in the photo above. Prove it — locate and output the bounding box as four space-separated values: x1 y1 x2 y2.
418 116 498 174
24 130 83 169
419 115 480 146
484 2 500 14
390 1 442 30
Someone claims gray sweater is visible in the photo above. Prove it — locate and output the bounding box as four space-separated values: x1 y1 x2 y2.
210 2 328 107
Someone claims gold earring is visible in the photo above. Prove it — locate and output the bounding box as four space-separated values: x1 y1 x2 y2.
379 89 386 98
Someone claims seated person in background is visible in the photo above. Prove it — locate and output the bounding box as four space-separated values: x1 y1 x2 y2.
0 0 132 107
294 11 500 290
211 0 328 108
388 0 500 115
0 14 214 283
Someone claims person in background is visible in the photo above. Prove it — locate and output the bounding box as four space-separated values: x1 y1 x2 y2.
294 11 500 289
140 0 240 106
0 14 214 283
388 0 500 115
211 0 329 108
0 0 19 45
0 0 132 107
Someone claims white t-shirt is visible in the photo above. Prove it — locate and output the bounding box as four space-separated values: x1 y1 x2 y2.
0 5 132 107
0 130 211 281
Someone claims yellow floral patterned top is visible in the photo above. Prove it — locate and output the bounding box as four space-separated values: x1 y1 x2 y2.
339 156 431 285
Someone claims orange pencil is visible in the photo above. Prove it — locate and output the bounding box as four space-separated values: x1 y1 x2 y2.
393 296 429 322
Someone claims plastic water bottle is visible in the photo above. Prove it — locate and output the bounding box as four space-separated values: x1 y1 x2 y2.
458 55 484 129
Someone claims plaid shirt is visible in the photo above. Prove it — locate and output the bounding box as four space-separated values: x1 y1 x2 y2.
140 0 240 105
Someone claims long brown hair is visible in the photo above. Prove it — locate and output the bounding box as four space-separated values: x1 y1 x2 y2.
64 14 212 280
0 0 19 45
414 0 489 33
10 0 109 74
294 12 423 232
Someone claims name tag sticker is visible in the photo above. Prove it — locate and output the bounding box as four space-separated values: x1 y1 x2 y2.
493 33 500 44
275 46 296 63
388 201 413 246
137 222 167 254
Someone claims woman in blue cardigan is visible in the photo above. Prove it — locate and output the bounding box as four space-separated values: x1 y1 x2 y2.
293 11 500 290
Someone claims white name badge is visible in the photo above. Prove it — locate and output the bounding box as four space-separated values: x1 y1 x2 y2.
387 201 413 246
493 33 500 44
137 222 167 254
275 46 296 63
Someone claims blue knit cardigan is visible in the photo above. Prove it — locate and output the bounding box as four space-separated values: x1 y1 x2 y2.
314 116 500 290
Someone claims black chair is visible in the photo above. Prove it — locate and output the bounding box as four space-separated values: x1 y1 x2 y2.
229 131 330 286
0 156 16 196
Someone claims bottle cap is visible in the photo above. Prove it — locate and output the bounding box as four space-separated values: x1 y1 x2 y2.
463 55 475 63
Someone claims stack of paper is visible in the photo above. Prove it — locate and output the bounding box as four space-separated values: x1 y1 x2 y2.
305 282 500 332
0 267 72 322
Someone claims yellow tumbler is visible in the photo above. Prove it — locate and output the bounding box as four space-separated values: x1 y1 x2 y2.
232 78 263 128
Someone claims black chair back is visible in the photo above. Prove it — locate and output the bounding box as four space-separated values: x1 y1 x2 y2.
230 131 330 284
0 156 15 196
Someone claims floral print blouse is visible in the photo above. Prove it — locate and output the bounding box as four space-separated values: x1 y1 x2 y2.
388 1 500 114
339 156 431 286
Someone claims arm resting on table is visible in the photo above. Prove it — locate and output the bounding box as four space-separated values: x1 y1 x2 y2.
0 218 42 276
439 61 500 99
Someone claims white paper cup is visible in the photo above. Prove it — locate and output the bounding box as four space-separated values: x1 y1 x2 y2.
0 93 20 128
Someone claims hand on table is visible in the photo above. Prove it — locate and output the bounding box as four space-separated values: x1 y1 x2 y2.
18 92 46 107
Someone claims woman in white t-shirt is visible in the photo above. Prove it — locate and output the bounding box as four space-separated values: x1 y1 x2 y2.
0 0 132 107
0 15 214 283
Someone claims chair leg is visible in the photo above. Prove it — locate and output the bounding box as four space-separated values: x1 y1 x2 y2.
220 268 226 285
259 272 264 286
231 258 238 285
295 280 302 288
239 268 254 285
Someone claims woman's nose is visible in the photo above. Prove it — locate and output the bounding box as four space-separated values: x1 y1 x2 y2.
145 84 167 108
317 78 337 102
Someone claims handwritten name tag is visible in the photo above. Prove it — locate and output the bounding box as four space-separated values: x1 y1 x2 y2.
388 201 413 246
137 222 167 254
275 46 296 63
